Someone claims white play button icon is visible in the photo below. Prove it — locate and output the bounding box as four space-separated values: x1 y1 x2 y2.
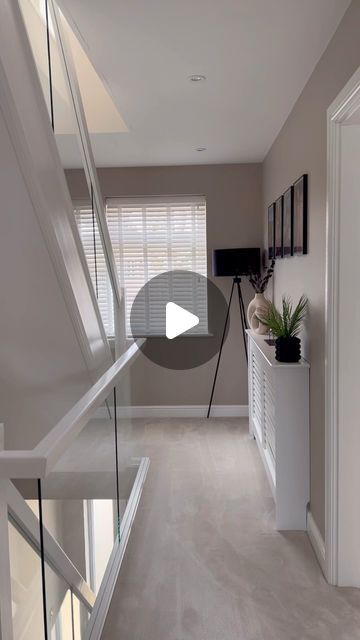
166 302 199 339
130 270 229 369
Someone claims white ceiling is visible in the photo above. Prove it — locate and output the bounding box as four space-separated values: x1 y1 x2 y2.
58 0 351 168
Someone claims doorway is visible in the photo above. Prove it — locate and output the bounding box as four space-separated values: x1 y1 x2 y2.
326 66 360 587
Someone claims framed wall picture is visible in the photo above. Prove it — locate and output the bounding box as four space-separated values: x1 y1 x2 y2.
268 203 275 260
275 195 283 258
283 186 293 257
293 174 308 255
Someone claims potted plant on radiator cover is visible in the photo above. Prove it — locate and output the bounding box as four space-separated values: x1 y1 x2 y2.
256 295 308 362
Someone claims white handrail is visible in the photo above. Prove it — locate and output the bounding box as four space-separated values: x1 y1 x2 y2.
0 340 144 479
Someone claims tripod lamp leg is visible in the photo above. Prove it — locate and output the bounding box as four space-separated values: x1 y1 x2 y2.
207 280 235 418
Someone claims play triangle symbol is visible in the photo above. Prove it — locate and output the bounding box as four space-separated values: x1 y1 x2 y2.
166 302 199 339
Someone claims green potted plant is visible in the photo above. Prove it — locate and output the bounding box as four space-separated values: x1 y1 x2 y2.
256 295 308 362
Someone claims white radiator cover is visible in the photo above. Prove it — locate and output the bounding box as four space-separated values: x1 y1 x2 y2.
247 331 310 530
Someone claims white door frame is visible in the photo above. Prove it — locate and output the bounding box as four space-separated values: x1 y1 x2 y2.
325 65 360 585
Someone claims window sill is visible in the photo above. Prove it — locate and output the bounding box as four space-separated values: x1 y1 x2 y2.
108 333 213 347
130 333 214 338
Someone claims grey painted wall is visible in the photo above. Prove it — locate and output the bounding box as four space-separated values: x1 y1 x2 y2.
263 0 360 537
67 164 263 407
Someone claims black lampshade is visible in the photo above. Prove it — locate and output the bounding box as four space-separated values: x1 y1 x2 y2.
212 248 260 277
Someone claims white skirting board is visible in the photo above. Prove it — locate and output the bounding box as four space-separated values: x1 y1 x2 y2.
307 510 326 576
94 405 249 419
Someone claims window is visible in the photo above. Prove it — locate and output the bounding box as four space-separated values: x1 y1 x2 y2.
74 201 115 335
75 196 207 337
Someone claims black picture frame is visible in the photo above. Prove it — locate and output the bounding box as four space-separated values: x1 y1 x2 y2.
293 174 308 255
268 203 275 261
275 195 283 259
283 186 293 257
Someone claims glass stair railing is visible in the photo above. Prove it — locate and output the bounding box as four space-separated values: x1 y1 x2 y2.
0 342 149 640
0 4 148 637
17 0 125 358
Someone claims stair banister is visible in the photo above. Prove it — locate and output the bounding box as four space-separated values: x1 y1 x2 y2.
0 340 144 480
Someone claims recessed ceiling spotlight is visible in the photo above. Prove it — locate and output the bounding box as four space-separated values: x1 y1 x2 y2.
196 147 207 152
189 74 206 83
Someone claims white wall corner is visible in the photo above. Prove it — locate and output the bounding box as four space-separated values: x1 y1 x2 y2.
94 405 249 420
307 510 326 576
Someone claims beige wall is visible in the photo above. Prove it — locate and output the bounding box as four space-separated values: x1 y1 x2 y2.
67 164 262 407
263 0 360 537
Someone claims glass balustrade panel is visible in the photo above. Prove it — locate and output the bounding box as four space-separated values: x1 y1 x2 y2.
72 593 90 640
113 367 143 532
18 0 114 335
39 390 119 599
45 566 73 640
8 517 45 640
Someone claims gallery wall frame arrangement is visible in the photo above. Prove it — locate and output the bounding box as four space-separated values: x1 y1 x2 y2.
275 195 283 258
268 174 308 260
283 186 293 258
268 203 275 260
293 174 308 255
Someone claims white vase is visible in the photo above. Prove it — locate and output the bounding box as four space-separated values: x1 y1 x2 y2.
247 293 270 335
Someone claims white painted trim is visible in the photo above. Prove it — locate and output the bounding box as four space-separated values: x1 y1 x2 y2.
307 510 326 577
325 65 360 585
85 457 149 640
94 404 249 419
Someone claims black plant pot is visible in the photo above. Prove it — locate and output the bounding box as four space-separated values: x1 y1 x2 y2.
275 336 301 363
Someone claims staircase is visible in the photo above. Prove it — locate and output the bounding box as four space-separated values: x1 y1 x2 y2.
0 1 148 638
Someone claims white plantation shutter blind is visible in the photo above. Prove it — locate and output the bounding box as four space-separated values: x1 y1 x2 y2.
75 196 207 336
107 196 207 336
74 202 115 335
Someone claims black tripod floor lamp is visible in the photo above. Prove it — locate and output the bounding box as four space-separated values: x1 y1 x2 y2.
207 247 261 419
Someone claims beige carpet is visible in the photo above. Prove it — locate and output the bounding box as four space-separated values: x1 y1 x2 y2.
101 418 360 640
